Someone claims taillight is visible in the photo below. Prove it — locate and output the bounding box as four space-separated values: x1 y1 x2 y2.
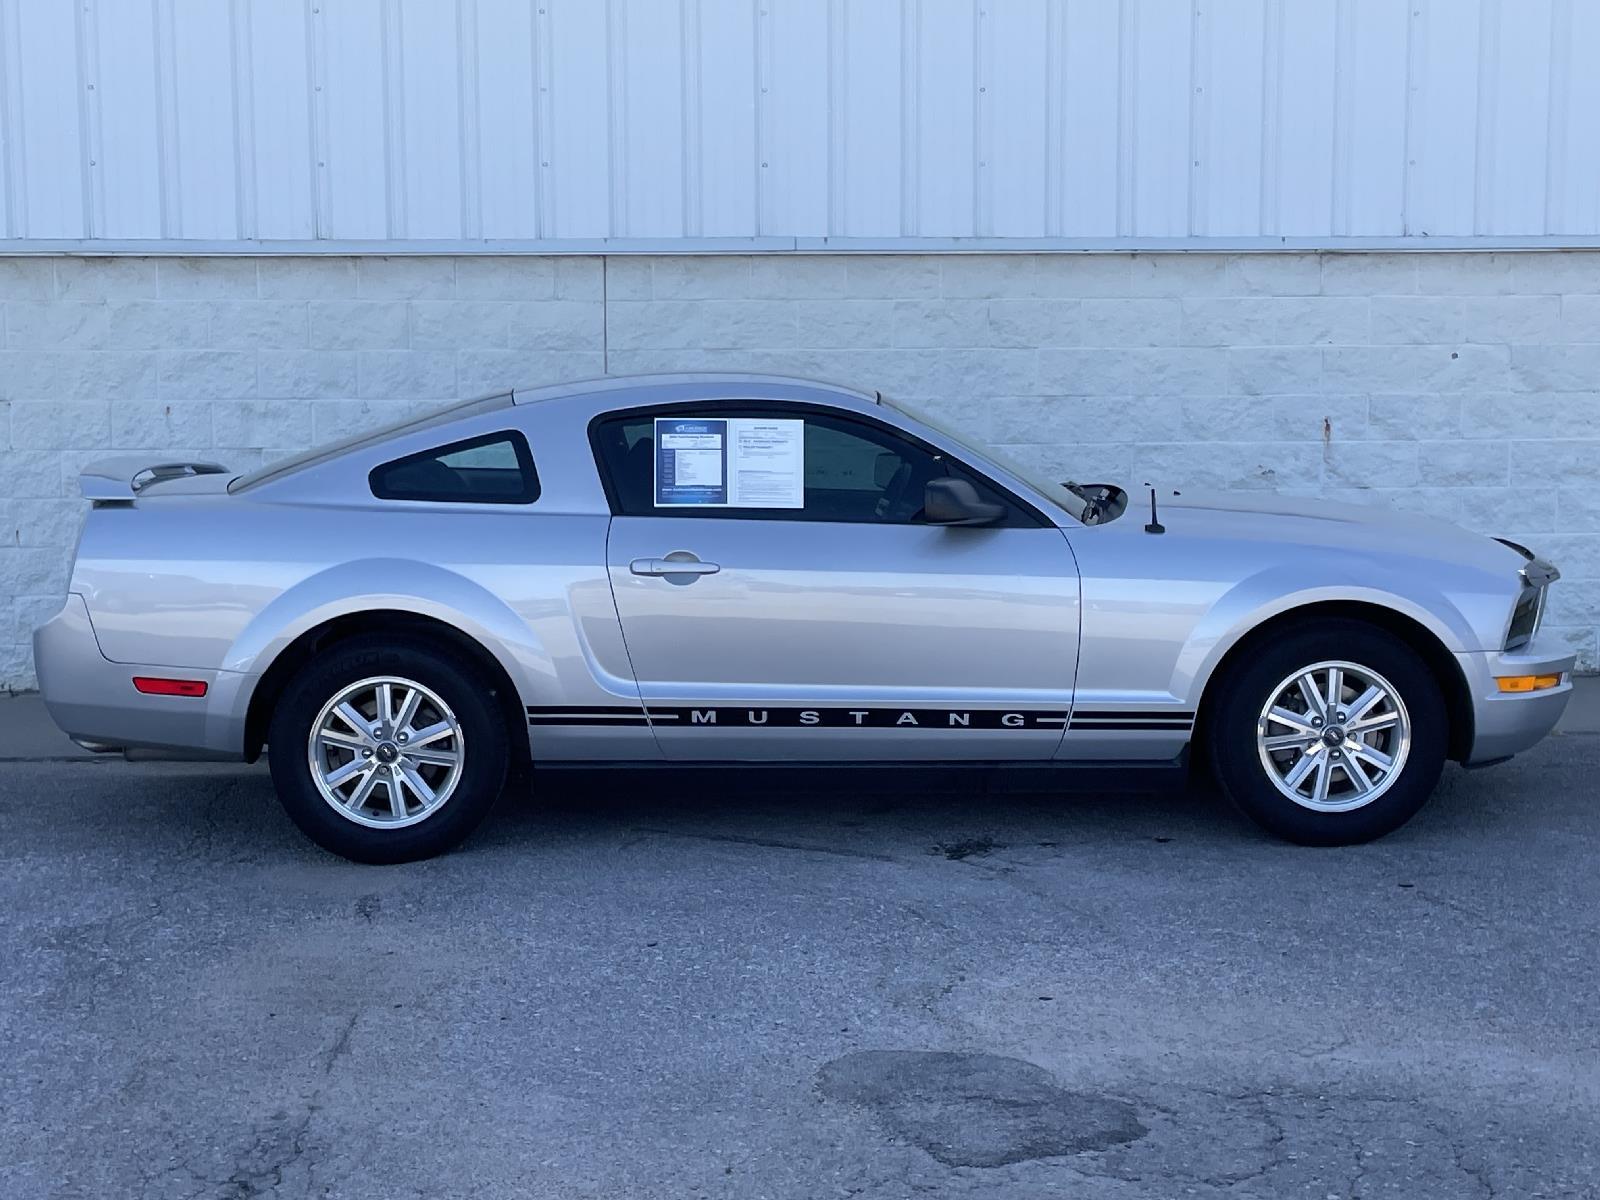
132 676 208 697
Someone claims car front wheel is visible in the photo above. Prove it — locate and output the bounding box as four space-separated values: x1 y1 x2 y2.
1208 621 1448 845
267 636 510 863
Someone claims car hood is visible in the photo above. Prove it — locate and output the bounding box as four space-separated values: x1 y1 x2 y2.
1144 487 1527 576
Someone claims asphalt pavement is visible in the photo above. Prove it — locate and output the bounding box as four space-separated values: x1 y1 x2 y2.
1 690 1598 1199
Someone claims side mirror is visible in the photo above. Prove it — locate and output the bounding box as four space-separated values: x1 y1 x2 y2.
924 477 1006 527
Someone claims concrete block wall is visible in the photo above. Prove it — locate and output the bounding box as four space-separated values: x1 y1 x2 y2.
1 251 1596 688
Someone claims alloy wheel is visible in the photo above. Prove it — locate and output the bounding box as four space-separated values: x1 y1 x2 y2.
1255 660 1412 813
307 675 466 829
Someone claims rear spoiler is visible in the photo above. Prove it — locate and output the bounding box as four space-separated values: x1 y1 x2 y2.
79 457 231 503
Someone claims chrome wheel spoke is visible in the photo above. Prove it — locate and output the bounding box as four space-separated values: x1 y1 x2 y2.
334 702 377 742
317 727 367 750
1296 675 1327 719
1267 706 1317 734
1342 753 1375 796
406 720 454 749
1349 741 1394 771
1283 749 1321 790
1324 667 1343 714
386 773 408 819
1263 732 1317 752
393 688 422 737
324 757 367 787
403 745 459 766
347 768 381 810
1310 756 1332 803
399 764 436 806
1347 711 1398 735
1346 685 1384 723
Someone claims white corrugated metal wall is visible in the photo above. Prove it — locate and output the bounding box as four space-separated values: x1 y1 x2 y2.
1 0 1596 250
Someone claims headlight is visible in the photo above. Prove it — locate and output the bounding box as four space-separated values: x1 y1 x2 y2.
1497 543 1559 651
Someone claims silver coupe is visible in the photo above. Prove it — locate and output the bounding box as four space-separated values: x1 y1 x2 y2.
34 374 1574 862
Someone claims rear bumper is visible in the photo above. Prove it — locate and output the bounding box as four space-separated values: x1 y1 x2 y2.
32 594 248 759
1456 636 1578 765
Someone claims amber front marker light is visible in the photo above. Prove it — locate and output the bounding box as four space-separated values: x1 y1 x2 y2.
132 676 208 698
1496 675 1562 694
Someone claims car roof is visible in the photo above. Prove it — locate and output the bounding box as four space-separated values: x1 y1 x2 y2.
511 372 881 408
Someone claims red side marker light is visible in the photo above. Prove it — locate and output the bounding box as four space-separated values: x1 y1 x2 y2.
132 676 208 698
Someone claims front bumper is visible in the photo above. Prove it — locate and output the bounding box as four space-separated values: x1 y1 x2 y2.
32 594 248 758
1456 634 1577 764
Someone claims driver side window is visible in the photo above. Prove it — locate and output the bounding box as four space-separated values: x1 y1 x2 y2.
593 407 1019 525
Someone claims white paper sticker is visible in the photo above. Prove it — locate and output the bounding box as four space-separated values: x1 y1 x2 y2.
654 417 804 508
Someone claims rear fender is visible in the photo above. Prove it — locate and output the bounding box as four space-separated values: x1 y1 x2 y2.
208 559 550 743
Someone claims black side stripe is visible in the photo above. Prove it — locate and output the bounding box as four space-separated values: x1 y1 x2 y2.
528 703 1190 733
1068 710 1194 732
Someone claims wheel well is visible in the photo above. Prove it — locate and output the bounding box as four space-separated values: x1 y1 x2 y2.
1192 601 1475 766
243 611 529 764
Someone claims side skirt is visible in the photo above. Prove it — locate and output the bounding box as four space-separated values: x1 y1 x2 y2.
530 753 1191 795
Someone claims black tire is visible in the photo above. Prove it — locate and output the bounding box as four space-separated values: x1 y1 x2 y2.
267 634 510 864
1207 620 1447 846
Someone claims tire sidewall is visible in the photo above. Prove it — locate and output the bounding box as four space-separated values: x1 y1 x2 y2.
1209 621 1447 845
267 636 510 863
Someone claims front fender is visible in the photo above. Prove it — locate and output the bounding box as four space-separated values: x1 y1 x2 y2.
1173 563 1479 708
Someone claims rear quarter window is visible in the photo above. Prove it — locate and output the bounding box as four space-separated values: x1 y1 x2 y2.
369 431 540 504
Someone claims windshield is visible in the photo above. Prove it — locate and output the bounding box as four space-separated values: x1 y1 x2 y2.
229 392 514 492
884 397 1089 522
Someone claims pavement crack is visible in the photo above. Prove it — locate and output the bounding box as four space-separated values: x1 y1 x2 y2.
633 827 899 862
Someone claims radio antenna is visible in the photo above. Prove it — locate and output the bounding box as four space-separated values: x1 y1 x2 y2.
1144 484 1165 535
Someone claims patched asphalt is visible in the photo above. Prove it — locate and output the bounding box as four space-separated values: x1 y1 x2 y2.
2 734 1598 1198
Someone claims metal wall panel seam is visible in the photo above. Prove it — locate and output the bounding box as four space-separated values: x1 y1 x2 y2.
1401 0 1423 236
899 0 918 236
606 0 626 237
153 0 181 238
1545 0 1571 232
76 0 102 238
1330 0 1351 235
1043 0 1063 236
307 0 331 240
15 232 1600 254
531 2 553 239
380 0 406 239
1259 0 1283 236
754 0 774 235
826 0 844 236
1186 0 1205 237
230 0 257 239
0 0 21 238
1115 0 1135 237
681 0 702 238
1472 0 1498 234
458 0 482 241
972 0 989 237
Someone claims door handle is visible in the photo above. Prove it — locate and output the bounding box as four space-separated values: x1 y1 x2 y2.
630 553 721 577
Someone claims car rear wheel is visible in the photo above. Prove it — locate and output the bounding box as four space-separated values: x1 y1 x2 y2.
267 636 510 863
1208 621 1447 845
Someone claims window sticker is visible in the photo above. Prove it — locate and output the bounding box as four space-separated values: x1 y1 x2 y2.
654 417 804 508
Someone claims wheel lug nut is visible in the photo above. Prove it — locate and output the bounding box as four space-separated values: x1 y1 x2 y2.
1336 711 1347 722
1312 717 1323 727
397 733 408 743
362 749 372 759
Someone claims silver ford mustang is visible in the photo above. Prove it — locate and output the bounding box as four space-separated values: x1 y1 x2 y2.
34 373 1574 862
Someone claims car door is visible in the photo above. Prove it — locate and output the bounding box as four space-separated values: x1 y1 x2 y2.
592 401 1081 761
